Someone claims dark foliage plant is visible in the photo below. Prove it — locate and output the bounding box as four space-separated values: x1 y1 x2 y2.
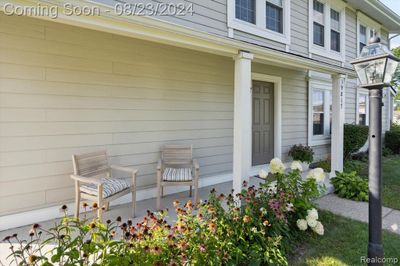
343 124 369 160
384 125 400 154
288 144 314 163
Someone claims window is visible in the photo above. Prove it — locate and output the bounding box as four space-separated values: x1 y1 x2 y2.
359 25 367 53
312 90 332 136
313 0 324 47
357 12 381 56
235 0 255 24
313 23 324 46
309 0 345 61
313 90 325 135
266 0 283 33
330 9 340 52
228 0 290 44
357 91 369 126
308 74 333 145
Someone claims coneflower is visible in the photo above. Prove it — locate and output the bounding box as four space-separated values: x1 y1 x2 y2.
28 255 38 263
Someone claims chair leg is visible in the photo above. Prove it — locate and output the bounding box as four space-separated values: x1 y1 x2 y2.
132 188 136 218
74 181 80 218
194 183 199 208
97 185 104 222
189 185 192 197
161 186 164 198
157 170 162 210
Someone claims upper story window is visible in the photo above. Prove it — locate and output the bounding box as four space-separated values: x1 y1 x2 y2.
359 25 367 52
357 12 381 56
235 0 255 24
313 1 325 46
330 9 340 52
228 0 291 45
309 0 346 62
266 0 283 33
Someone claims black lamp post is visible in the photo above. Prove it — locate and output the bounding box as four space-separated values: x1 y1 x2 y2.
351 37 400 265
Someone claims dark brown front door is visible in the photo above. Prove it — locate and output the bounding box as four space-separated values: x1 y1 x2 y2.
252 81 274 166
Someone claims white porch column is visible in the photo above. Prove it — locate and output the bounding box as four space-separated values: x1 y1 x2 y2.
233 51 253 194
331 74 347 175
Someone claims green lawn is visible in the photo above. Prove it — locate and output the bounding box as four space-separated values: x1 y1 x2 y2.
290 211 400 266
345 155 400 210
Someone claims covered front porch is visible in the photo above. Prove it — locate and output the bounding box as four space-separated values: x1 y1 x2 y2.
0 7 350 232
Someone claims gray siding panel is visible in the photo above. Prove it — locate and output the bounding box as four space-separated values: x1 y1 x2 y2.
233 30 287 51
290 0 309 56
345 78 358 124
345 8 357 63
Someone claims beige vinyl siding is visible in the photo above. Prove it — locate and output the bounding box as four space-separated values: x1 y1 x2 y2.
0 12 234 215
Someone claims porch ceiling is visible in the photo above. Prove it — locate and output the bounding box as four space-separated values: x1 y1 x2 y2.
0 0 356 77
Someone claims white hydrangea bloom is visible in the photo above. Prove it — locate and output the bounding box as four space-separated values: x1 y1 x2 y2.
267 181 277 195
258 169 269 179
290 160 303 171
307 168 326 183
286 202 294 212
306 215 318 228
312 221 324 235
269 158 285 174
307 208 319 220
296 219 308 231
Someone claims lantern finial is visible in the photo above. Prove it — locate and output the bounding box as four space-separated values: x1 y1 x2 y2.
369 36 381 44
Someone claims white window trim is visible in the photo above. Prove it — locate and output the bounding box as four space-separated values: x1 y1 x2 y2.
227 0 291 45
308 0 346 62
308 71 333 146
356 87 370 126
356 11 381 57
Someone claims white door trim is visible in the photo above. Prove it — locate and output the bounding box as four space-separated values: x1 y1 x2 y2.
251 73 282 160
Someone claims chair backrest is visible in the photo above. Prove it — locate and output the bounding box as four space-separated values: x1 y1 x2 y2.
72 150 110 178
161 144 193 166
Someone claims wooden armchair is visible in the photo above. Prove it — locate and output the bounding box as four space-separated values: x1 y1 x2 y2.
156 144 199 210
71 150 138 220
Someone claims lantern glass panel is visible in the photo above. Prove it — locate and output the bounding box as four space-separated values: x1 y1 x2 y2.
354 58 386 86
384 58 399 84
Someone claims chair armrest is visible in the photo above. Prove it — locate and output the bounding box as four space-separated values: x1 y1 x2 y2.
110 165 138 175
70 174 103 185
193 159 200 170
156 159 163 171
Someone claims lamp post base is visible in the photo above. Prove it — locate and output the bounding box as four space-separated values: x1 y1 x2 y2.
368 242 384 266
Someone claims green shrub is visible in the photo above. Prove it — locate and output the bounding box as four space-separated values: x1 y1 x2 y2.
4 159 326 266
343 124 369 160
385 128 400 154
288 144 314 163
343 160 367 177
331 171 368 201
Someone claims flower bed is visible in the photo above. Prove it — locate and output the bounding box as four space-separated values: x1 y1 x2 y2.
3 159 326 266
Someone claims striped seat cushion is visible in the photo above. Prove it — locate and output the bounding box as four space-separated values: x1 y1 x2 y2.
80 178 130 198
163 168 192 182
